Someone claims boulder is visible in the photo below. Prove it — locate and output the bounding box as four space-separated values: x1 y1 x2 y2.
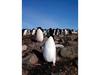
60 46 77 59
29 54 38 65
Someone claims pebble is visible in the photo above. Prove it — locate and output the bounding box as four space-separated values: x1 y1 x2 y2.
60 47 72 58
22 45 28 51
22 69 28 75
56 56 62 61
29 54 38 65
60 47 77 59
51 72 66 75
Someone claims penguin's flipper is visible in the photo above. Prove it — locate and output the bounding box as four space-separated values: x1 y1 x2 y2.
55 44 64 48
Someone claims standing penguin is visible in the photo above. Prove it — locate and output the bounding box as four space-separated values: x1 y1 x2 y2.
31 28 36 35
22 29 27 36
64 29 68 35
48 28 54 38
43 36 56 66
36 28 44 42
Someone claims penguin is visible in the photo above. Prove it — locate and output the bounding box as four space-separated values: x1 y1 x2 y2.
55 28 58 35
31 28 36 35
37 27 44 32
67 29 72 34
22 29 27 36
27 29 31 35
36 28 44 42
43 29 47 36
72 31 78 34
56 28 59 35
22 29 25 36
61 29 64 35
72 29 78 34
53 29 56 36
49 28 54 38
64 29 68 35
59 29 62 35
43 36 56 66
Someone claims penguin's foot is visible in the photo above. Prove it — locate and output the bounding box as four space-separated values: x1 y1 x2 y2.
52 63 56 67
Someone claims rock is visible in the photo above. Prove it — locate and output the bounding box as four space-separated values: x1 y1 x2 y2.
60 46 78 59
28 44 35 50
75 59 78 66
22 69 28 75
51 72 66 75
29 54 38 65
55 40 59 44
51 72 59 75
60 47 72 58
56 47 61 53
59 72 66 75
36 29 44 42
22 45 28 51
56 56 62 61
68 41 78 46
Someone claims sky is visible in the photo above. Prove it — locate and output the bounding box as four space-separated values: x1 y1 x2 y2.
22 0 78 30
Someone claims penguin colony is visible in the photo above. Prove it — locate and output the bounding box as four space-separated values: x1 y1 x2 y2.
22 27 78 66
22 27 77 36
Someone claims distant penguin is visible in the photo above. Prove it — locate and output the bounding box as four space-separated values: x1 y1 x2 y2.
31 29 36 35
43 36 56 66
61 29 64 35
59 29 62 35
43 29 47 36
27 29 31 35
22 29 25 36
68 29 72 34
22 29 27 36
36 28 44 42
72 31 78 34
49 28 54 38
56 29 59 35
37 27 43 32
53 29 56 36
55 28 58 35
64 29 68 35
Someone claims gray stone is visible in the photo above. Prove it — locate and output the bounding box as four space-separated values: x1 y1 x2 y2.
29 54 38 65
22 45 28 51
60 46 77 59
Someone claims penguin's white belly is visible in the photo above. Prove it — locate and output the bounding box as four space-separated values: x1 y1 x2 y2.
43 36 56 63
36 33 43 41
43 45 56 62
23 30 27 36
32 30 36 35
36 29 43 42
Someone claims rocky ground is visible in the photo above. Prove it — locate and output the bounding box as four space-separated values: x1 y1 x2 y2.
22 33 78 75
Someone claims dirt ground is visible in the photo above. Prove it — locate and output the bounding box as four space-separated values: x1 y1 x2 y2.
22 33 78 75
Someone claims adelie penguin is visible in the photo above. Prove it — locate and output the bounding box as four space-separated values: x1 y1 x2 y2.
22 29 31 36
43 36 56 66
22 29 27 36
48 28 54 38
36 28 44 42
31 28 36 35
